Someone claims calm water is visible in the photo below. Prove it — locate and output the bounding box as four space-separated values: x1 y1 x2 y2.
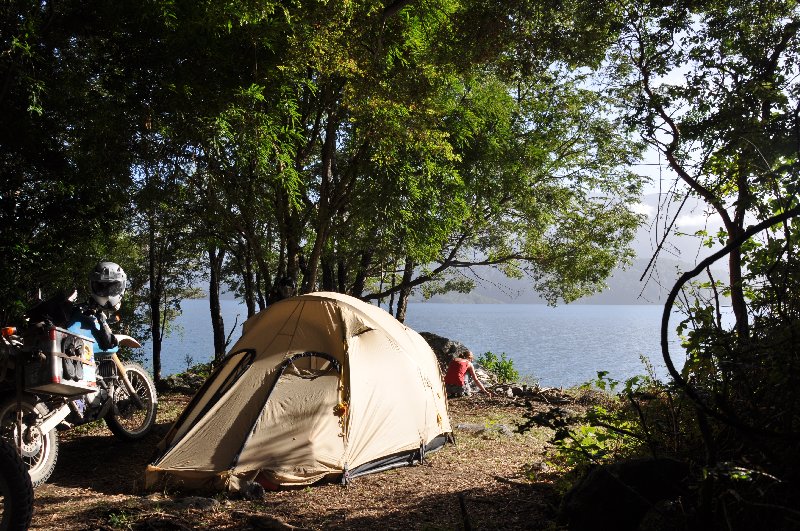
142 299 684 388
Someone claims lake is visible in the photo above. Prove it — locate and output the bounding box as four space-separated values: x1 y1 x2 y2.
142 299 685 388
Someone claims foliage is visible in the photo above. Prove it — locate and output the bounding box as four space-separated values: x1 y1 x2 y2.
476 351 520 383
1 0 646 334
606 3 800 525
521 370 687 469
611 0 800 331
107 511 131 529
180 361 214 380
0 0 639 324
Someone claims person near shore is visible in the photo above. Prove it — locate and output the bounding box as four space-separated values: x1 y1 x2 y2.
444 351 492 398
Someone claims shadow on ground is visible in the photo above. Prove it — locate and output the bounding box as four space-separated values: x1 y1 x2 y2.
44 422 168 494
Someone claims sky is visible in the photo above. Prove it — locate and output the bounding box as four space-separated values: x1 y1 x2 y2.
629 144 725 264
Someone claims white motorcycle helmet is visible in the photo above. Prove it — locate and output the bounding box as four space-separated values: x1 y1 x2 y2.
89 261 127 310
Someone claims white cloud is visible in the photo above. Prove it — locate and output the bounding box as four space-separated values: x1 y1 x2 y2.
676 213 714 228
631 202 656 217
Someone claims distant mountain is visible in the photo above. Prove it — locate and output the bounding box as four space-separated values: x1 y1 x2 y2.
197 255 721 306
412 256 726 305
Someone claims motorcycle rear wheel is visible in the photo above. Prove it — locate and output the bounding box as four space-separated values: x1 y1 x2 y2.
0 438 34 530
0 397 58 488
105 362 158 441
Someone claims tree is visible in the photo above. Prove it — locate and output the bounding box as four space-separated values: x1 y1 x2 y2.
0 1 137 321
612 0 800 337
247 0 645 320
611 1 800 524
362 68 644 315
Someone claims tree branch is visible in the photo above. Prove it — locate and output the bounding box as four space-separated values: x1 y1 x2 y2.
660 204 800 437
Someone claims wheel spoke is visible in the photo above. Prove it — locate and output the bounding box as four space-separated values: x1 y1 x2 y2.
106 363 157 439
0 398 58 486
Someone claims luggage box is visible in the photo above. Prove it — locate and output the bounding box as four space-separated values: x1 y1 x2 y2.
23 326 97 397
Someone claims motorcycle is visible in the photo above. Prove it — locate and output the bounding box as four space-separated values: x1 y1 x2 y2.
0 291 158 487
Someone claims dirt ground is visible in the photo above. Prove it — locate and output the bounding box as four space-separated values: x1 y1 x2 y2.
30 392 575 530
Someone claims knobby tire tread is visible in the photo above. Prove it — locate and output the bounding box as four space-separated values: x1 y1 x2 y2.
0 438 34 531
105 362 158 441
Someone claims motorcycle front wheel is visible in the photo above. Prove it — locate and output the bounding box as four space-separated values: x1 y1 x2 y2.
0 438 34 530
0 397 58 488
105 362 158 441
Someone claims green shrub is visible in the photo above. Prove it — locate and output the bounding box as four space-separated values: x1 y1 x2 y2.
521 368 686 471
181 361 214 379
476 351 519 383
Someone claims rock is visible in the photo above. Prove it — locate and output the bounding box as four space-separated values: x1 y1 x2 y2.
638 498 690 530
419 332 502 390
526 461 550 475
455 423 487 433
473 366 498 386
168 496 220 511
240 481 266 501
559 457 690 531
490 384 522 398
529 386 574 404
495 424 514 436
419 331 470 373
233 511 307 530
455 422 514 437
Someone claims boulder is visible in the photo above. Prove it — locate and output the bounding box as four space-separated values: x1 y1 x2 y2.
419 332 500 388
473 365 498 386
167 496 220 511
419 331 470 373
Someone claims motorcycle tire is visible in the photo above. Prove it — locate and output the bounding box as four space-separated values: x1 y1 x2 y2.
0 397 59 488
0 438 34 531
105 362 158 441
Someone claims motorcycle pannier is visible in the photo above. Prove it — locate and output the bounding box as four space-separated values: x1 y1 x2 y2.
23 326 98 396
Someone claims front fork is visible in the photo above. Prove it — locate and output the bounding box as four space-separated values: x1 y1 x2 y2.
110 353 144 409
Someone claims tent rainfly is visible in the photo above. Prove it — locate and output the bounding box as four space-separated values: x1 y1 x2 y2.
146 292 452 491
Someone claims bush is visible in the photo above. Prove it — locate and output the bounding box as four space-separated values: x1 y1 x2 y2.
476 351 519 383
181 361 214 379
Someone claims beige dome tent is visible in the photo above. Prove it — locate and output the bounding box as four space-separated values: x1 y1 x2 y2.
146 292 452 491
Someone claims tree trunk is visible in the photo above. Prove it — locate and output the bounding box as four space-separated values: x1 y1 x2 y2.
148 221 162 384
395 257 414 323
389 259 397 315
242 242 256 318
337 259 347 293
304 111 338 293
321 255 335 291
351 250 373 297
728 242 749 341
256 270 266 311
208 246 226 362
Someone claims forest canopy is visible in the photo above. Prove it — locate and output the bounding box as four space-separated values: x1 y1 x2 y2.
2 0 798 383
1 0 646 368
